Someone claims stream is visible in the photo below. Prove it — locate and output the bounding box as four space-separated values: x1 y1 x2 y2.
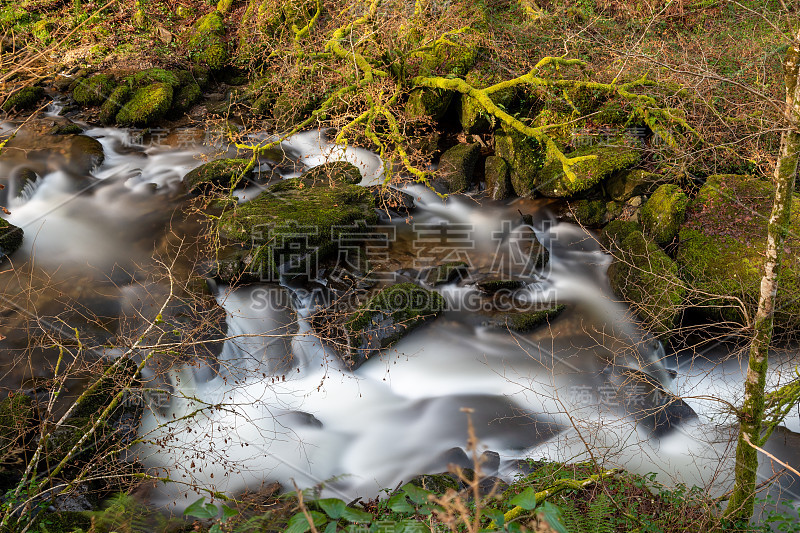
1 121 799 518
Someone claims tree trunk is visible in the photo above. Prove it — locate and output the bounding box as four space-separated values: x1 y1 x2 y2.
724 29 800 524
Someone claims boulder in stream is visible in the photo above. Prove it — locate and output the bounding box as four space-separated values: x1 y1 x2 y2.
0 219 24 258
184 158 253 194
437 143 480 194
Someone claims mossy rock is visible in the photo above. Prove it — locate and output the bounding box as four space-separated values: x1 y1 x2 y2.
184 158 252 194
640 184 688 245
600 219 642 249
2 86 44 112
490 304 566 332
188 10 228 70
406 88 453 122
608 231 685 336
458 70 515 133
302 161 363 186
494 123 546 197
72 74 116 106
344 283 446 369
423 261 469 286
49 123 83 135
0 219 24 258
31 18 55 43
484 155 511 200
409 473 460 493
115 83 173 126
217 178 377 281
437 143 480 193
171 82 202 115
99 85 131 124
127 68 181 89
605 169 669 202
536 144 641 198
0 393 35 456
423 39 477 77
476 279 525 293
569 199 606 227
68 135 105 171
566 85 608 114
532 108 578 148
676 174 800 330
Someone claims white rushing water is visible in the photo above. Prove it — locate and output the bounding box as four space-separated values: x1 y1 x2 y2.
2 123 798 514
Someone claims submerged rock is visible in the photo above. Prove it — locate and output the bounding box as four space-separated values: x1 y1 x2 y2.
677 174 800 330
217 176 377 281
184 158 253 194
344 283 446 369
607 230 685 336
640 183 688 245
437 143 480 193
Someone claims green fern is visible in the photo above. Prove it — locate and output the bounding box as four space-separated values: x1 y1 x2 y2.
558 493 616 533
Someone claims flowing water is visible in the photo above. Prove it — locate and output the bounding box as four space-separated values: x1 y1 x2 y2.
1 122 799 516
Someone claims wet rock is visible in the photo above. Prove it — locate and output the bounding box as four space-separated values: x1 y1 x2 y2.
99 85 131 124
115 83 173 126
437 143 480 193
486 304 566 332
567 198 606 227
607 230 685 336
68 134 105 171
484 155 511 200
605 169 669 202
677 174 800 330
536 144 641 198
184 158 253 195
49 123 83 135
2 86 45 113
0 218 24 258
640 183 688 245
422 261 469 286
344 283 446 369
217 177 377 281
475 279 525 294
71 73 116 106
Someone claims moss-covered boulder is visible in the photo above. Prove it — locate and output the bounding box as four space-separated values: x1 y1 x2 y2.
99 85 131 124
217 177 377 281
72 74 116 106
2 86 44 113
188 11 228 70
604 169 668 202
302 161 363 186
486 304 566 332
676 174 800 330
128 68 181 89
607 230 685 336
494 124 546 197
115 83 173 126
437 143 480 193
536 144 641 198
171 82 202 115
184 158 252 194
568 199 606 227
600 219 642 249
640 184 688 245
68 135 105 172
406 88 453 121
344 283 446 369
484 155 511 200
476 279 525 293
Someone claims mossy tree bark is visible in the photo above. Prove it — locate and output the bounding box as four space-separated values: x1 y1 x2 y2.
723 27 800 524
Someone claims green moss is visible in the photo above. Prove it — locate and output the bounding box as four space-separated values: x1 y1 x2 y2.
406 87 453 121
0 218 24 257
115 83 173 126
424 261 469 286
72 74 116 106
188 11 228 70
217 178 377 280
676 174 800 330
476 279 525 293
99 85 131 124
171 82 202 114
536 144 641 198
607 231 685 336
0 7 29 28
423 39 477 77
345 283 446 367
458 70 515 133
640 184 688 245
533 108 577 148
484 155 511 200
127 68 181 89
31 511 91 533
494 123 546 197
2 86 44 112
570 199 606 227
504 304 566 332
31 18 55 42
600 220 642 248
302 161 363 186
49 123 83 135
437 143 480 193
184 158 252 194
